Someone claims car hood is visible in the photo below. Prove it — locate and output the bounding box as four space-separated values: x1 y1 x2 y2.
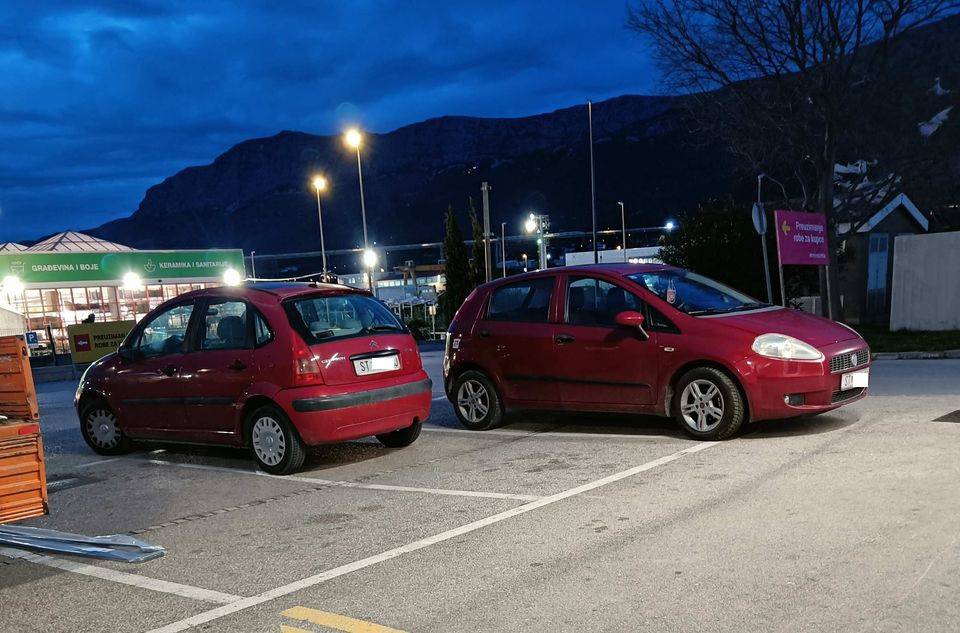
704 307 860 348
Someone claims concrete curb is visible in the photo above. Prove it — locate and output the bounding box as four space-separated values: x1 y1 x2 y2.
872 349 960 360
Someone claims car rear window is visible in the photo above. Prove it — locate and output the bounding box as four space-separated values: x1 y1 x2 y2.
284 293 405 344
486 277 554 323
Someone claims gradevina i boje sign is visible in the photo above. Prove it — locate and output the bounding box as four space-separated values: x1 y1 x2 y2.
773 210 829 266
0 250 245 284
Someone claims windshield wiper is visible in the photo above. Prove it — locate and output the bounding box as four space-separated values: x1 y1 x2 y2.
366 324 403 332
687 308 735 316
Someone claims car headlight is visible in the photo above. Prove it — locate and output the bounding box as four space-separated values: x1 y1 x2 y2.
751 333 824 361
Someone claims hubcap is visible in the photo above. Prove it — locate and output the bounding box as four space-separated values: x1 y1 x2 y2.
679 379 725 432
457 379 490 424
85 409 120 448
251 417 286 466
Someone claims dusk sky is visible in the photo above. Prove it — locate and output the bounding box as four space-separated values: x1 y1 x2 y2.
0 1 659 242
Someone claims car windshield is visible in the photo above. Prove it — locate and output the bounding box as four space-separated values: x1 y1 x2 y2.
627 270 768 316
285 293 404 344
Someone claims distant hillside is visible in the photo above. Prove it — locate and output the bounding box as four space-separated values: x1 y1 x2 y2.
89 15 960 253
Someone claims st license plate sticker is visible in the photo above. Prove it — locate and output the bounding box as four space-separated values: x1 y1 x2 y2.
841 369 869 390
354 354 401 376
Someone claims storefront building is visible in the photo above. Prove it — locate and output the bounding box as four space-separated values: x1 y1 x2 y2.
0 232 245 355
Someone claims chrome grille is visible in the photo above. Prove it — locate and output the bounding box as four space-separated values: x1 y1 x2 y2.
831 387 865 403
829 348 870 373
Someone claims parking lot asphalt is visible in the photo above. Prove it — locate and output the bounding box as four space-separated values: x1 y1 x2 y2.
2 353 960 632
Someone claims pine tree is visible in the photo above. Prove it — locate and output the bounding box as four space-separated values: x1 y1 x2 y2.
468 197 486 287
440 205 471 322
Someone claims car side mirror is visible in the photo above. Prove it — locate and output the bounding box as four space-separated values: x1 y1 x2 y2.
117 347 137 363
615 310 649 340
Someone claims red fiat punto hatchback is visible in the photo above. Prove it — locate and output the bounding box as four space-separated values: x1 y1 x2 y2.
443 264 870 440
75 282 431 474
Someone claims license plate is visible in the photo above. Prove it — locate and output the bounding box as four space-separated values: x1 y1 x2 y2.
353 354 400 376
841 369 869 390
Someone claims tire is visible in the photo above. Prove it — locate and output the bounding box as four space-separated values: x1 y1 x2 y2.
451 370 503 431
79 400 132 455
376 420 422 448
673 367 745 440
246 404 306 475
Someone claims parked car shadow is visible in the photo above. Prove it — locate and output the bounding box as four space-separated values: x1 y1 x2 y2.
741 409 859 438
498 410 688 439
136 439 393 473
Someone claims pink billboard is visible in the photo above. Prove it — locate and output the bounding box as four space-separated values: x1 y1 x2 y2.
774 210 829 266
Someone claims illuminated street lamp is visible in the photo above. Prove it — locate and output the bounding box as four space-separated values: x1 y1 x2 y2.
343 128 373 294
122 272 143 290
222 268 242 286
2 275 23 297
523 212 550 270
311 175 329 276
521 253 528 272
665 220 676 232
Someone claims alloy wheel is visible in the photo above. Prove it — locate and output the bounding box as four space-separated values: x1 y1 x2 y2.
457 379 490 424
85 408 121 449
251 416 286 466
679 379 725 432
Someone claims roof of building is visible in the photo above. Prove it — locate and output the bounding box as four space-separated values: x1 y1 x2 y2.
25 231 134 252
837 193 930 234
0 242 28 252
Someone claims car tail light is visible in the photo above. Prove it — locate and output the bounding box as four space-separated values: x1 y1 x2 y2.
293 338 324 386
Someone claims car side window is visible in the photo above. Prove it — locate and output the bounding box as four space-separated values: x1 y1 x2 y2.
486 277 554 323
566 276 643 326
135 302 194 359
253 310 274 347
201 300 250 350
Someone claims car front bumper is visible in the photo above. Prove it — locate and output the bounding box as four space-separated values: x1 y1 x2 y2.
736 340 870 422
276 371 432 445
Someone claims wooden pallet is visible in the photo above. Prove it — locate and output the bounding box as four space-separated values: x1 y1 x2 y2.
0 336 47 524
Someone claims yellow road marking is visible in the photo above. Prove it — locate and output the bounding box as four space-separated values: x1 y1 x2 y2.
280 626 311 633
282 606 407 633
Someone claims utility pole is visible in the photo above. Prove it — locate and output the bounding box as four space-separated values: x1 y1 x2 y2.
617 201 627 262
588 100 598 264
501 222 507 278
481 182 493 283
756 175 774 304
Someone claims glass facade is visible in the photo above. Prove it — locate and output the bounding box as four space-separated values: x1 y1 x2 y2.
6 282 216 356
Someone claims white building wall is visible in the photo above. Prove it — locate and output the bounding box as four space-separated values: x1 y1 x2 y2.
564 247 662 267
890 231 960 331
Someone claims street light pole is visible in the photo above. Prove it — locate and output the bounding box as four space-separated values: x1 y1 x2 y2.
756 174 774 304
588 100 598 264
618 201 627 262
250 250 257 279
501 222 507 278
345 129 374 295
312 176 329 278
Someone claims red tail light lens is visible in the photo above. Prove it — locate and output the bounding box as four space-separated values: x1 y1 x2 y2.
293 339 324 386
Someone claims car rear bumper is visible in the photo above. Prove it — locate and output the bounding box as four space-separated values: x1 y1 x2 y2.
277 371 432 445
738 340 871 421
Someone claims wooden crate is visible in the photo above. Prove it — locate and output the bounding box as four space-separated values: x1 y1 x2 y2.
0 335 47 524
0 421 48 524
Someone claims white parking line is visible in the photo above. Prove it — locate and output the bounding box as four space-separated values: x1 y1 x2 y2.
145 459 540 502
147 441 718 633
422 425 667 442
0 547 242 605
431 395 447 401
75 457 124 469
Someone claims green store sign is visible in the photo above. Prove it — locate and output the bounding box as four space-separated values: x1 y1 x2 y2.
0 250 246 284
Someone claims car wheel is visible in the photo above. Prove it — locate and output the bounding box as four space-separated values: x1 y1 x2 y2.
79 400 132 455
247 405 306 475
452 370 503 430
376 420 422 448
673 367 745 440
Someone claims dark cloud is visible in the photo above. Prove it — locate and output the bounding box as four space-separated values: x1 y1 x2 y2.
0 1 658 241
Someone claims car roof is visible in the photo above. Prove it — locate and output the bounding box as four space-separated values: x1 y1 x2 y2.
482 262 675 288
174 281 366 303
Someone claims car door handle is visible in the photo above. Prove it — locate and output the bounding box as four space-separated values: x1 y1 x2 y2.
228 359 247 371
160 364 178 376
478 330 491 338
555 334 575 344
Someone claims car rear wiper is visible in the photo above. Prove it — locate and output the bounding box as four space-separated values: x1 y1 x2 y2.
366 325 403 332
